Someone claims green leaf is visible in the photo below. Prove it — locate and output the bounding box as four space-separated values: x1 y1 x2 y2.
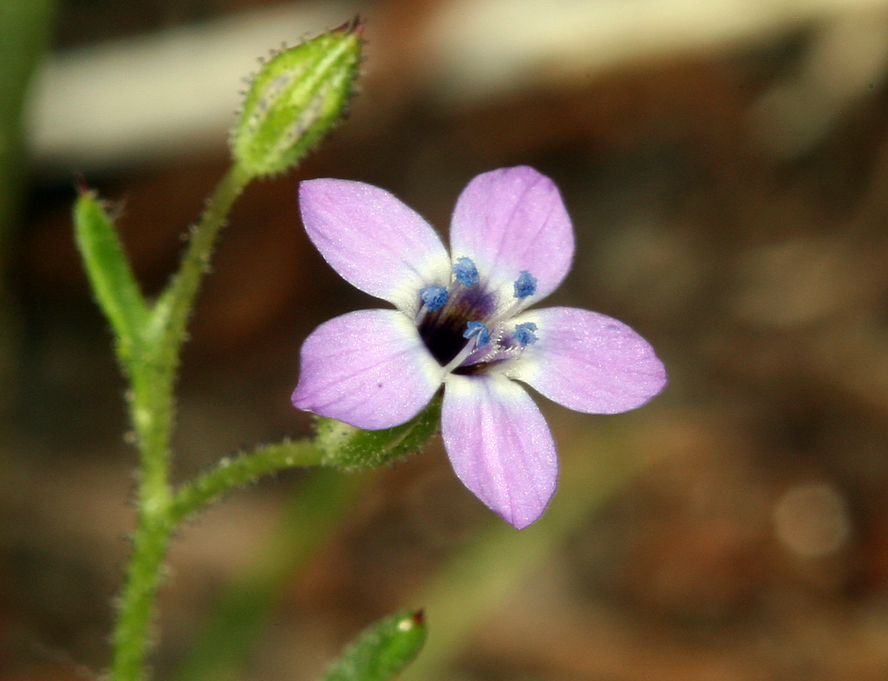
315 394 442 471
320 610 427 681
231 19 363 178
73 189 148 364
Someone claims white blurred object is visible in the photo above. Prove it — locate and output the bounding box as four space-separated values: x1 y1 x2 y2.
26 0 888 170
427 0 888 103
25 1 357 171
751 9 888 156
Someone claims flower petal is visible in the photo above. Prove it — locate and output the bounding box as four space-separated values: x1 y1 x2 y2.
441 374 557 529
292 309 443 429
449 166 574 303
509 307 667 414
300 179 451 314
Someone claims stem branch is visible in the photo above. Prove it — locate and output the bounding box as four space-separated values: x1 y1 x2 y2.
171 440 325 525
110 162 252 681
151 163 252 368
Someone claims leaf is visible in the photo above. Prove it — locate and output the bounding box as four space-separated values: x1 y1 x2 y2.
320 610 427 681
73 189 148 364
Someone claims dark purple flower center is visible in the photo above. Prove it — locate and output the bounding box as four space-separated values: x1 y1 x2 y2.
418 283 495 366
415 258 538 374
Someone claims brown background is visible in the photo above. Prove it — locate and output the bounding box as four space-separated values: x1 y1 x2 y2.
6 1 888 679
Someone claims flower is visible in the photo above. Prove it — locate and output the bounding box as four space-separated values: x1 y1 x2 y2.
292 166 666 529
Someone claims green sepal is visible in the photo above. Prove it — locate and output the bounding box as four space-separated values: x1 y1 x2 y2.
73 188 148 365
231 19 363 178
315 394 442 471
320 610 427 681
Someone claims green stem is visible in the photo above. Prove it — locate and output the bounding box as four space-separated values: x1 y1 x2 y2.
131 365 174 507
111 437 325 681
110 370 176 681
110 162 253 681
150 163 252 368
171 440 325 525
111 514 173 681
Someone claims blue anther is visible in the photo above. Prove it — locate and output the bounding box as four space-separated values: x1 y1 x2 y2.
463 321 491 347
453 257 479 287
513 271 537 298
420 285 448 311
513 322 538 347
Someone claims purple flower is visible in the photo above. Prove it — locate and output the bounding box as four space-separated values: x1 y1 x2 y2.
292 166 666 529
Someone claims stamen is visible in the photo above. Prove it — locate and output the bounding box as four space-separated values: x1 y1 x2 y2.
441 340 477 374
513 271 537 299
442 321 491 374
513 322 538 347
463 321 491 347
420 285 448 311
453 257 479 287
481 270 537 327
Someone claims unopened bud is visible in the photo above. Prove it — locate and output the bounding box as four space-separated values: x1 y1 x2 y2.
231 19 363 177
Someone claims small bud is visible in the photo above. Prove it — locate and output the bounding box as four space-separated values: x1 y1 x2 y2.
321 610 428 681
231 19 363 177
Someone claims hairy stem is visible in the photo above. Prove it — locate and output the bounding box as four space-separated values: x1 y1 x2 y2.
111 514 173 681
150 163 252 371
110 162 252 681
171 440 325 525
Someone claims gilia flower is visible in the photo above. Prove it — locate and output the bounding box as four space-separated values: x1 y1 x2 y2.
292 166 666 529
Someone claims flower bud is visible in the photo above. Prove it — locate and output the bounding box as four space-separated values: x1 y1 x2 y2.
231 19 362 177
321 610 427 681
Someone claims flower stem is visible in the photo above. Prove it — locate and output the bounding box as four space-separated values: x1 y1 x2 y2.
171 440 325 525
111 514 173 681
110 162 252 681
150 163 252 369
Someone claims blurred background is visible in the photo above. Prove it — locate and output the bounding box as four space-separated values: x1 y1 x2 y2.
4 0 888 679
